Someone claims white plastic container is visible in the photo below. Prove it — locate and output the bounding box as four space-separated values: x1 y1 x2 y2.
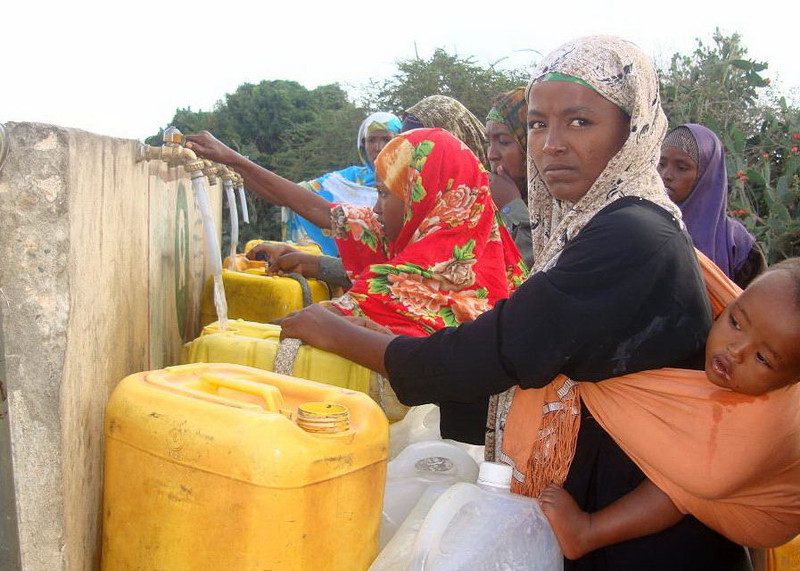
389 405 485 464
371 462 563 571
390 405 441 459
380 441 479 548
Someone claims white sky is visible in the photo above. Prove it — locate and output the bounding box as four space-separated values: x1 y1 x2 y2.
3 0 798 141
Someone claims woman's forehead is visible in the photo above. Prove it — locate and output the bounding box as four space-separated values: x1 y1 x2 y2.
527 81 617 114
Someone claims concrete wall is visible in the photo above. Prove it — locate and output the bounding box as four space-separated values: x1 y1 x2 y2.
0 122 222 570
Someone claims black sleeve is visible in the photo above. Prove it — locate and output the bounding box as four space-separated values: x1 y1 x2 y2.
385 200 705 405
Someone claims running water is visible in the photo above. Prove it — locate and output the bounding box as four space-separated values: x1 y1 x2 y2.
237 184 250 224
223 180 239 269
191 174 228 330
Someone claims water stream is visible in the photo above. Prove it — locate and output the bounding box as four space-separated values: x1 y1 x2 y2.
191 174 228 330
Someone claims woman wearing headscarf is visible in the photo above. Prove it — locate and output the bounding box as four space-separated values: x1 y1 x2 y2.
485 88 535 267
329 128 525 336
401 95 489 168
186 128 525 337
282 36 750 569
659 123 766 287
284 111 402 255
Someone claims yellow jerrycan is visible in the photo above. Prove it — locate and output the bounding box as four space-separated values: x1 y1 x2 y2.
201 238 330 325
763 536 800 571
184 319 409 421
102 363 387 571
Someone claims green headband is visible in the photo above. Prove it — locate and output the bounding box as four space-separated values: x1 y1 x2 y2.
539 72 597 92
537 72 629 115
486 107 506 124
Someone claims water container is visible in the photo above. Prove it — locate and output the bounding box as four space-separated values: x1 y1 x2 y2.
381 441 479 548
372 462 562 571
389 405 485 465
102 363 387 570
765 535 800 570
200 268 330 326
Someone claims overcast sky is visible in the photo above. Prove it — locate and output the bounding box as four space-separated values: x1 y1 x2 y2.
3 0 797 141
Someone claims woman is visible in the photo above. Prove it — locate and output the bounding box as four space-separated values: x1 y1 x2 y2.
282 36 750 569
285 111 402 255
187 128 525 337
658 123 766 287
401 95 489 167
485 87 534 267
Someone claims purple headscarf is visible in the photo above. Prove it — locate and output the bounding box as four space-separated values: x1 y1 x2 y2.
667 123 755 278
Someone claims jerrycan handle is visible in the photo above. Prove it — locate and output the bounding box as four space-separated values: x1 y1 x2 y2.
199 373 286 413
408 483 484 570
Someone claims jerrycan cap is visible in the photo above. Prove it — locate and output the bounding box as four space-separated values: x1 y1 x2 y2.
477 461 513 489
296 402 350 434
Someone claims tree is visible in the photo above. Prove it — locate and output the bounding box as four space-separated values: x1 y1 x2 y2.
148 80 366 246
660 30 800 262
360 48 532 120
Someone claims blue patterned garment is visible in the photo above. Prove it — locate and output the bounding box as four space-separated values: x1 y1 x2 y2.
284 112 402 255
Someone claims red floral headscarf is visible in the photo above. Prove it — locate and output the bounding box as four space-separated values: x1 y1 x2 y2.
329 128 527 337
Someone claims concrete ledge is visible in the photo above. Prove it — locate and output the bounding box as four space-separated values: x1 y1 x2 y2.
0 122 221 570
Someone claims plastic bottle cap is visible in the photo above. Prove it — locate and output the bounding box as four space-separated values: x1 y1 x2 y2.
477 462 513 489
296 402 350 434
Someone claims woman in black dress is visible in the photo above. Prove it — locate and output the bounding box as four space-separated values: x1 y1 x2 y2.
282 35 751 570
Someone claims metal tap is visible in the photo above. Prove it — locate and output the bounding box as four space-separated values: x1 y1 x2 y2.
137 126 199 167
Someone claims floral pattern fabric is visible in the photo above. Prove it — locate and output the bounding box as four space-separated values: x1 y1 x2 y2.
330 128 527 337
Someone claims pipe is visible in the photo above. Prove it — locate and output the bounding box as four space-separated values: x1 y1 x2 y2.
223 179 239 269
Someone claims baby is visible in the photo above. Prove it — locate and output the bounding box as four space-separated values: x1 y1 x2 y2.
540 258 800 559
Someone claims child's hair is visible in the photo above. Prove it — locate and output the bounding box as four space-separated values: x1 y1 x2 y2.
764 257 800 307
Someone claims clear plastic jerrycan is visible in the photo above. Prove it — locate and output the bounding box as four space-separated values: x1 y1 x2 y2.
389 405 441 459
371 462 563 571
381 441 479 549
389 405 485 465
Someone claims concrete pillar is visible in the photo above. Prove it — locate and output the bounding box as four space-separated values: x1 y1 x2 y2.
0 122 222 570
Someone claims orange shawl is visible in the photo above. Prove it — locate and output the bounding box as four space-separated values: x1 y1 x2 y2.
501 252 800 547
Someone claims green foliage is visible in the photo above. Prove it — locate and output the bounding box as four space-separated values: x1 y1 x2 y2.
660 30 800 262
360 48 531 120
151 38 799 263
149 80 363 248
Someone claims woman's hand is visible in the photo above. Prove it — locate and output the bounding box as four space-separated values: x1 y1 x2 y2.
344 315 394 335
246 242 300 265
185 131 241 165
272 252 322 278
280 304 351 352
488 166 522 209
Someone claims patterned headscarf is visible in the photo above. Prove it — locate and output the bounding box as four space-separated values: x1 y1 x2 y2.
664 124 755 278
403 96 489 168
525 35 681 274
487 35 683 459
357 111 403 170
486 87 528 153
330 128 526 337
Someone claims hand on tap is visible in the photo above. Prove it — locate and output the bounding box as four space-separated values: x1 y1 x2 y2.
185 131 240 166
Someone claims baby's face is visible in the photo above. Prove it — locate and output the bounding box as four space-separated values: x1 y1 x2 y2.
705 270 800 395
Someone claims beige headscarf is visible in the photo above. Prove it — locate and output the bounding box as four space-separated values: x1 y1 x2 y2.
405 95 489 168
487 35 682 459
